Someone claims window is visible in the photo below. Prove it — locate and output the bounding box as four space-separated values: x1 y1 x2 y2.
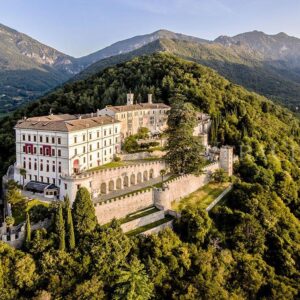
47 177 50 184
28 135 31 142
97 142 99 149
40 136 43 143
46 136 49 143
34 135 36 142
23 146 26 152
28 162 31 169
74 136 77 144
58 165 61 173
83 146 86 153
52 165 55 172
89 133 92 140
64 183 67 189
40 148 43 155
57 137 61 144
104 150 106 155
46 164 49 172
77 184 81 190
52 137 55 144
90 154 92 160
109 129 112 135
52 149 55 156
97 131 100 138
34 162 37 170
58 149 61 157
40 163 43 171
22 134 25 141
40 176 43 182
52 178 55 184
104 140 106 147
23 161 26 168
104 130 107 136
89 144 92 151
58 179 61 185
115 127 118 133
82 134 86 142
74 148 77 155
34 147 37 154
83 157 86 163
110 139 112 145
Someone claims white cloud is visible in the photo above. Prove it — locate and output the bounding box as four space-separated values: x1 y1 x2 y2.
120 0 232 16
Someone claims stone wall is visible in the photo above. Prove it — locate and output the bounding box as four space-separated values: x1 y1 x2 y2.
141 220 173 235
62 160 166 203
154 162 220 210
94 188 154 225
120 210 165 233
1 218 51 248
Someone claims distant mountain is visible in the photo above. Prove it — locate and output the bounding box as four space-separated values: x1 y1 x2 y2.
77 29 208 66
76 31 300 110
2 24 300 115
215 31 300 67
0 23 83 114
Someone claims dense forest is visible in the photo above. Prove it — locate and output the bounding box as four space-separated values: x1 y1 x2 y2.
0 53 300 298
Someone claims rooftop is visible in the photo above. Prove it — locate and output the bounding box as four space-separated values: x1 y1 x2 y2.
104 102 170 113
15 114 120 132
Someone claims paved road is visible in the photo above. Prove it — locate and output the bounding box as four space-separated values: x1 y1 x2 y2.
97 174 172 202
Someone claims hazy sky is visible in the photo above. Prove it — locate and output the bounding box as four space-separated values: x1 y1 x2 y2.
1 0 300 57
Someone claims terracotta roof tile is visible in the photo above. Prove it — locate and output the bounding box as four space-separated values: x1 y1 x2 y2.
15 114 119 132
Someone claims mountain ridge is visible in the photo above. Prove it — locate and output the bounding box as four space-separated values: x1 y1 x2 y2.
2 24 300 114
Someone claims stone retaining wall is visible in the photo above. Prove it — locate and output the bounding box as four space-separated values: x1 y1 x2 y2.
154 162 220 210
95 188 154 224
141 220 173 235
120 210 165 233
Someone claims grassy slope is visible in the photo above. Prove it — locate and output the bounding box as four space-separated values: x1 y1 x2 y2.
172 182 230 211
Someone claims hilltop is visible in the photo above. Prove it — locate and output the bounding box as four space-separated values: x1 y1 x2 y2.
1 53 300 299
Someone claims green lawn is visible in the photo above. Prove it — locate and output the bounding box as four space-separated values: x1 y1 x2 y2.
88 161 128 172
12 199 50 224
120 206 159 224
172 182 230 211
127 215 173 236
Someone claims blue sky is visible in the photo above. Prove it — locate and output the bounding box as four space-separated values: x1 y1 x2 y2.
1 0 300 57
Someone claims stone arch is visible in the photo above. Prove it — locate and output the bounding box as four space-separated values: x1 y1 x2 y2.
116 178 122 190
143 170 148 181
124 175 129 188
130 173 136 185
137 172 142 183
101 182 107 194
109 180 114 191
149 169 154 179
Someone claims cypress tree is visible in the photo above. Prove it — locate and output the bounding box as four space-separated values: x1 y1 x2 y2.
55 204 66 251
73 187 97 237
64 195 75 250
25 212 31 245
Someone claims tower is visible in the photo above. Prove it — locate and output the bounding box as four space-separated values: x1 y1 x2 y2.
220 146 233 176
127 93 134 105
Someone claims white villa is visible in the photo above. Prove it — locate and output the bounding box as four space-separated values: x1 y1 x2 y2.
13 113 121 199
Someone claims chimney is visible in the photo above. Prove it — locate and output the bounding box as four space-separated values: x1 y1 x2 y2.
148 94 153 104
127 92 134 105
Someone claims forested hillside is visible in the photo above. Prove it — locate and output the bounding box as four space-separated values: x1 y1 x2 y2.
1 53 300 298
77 38 300 110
